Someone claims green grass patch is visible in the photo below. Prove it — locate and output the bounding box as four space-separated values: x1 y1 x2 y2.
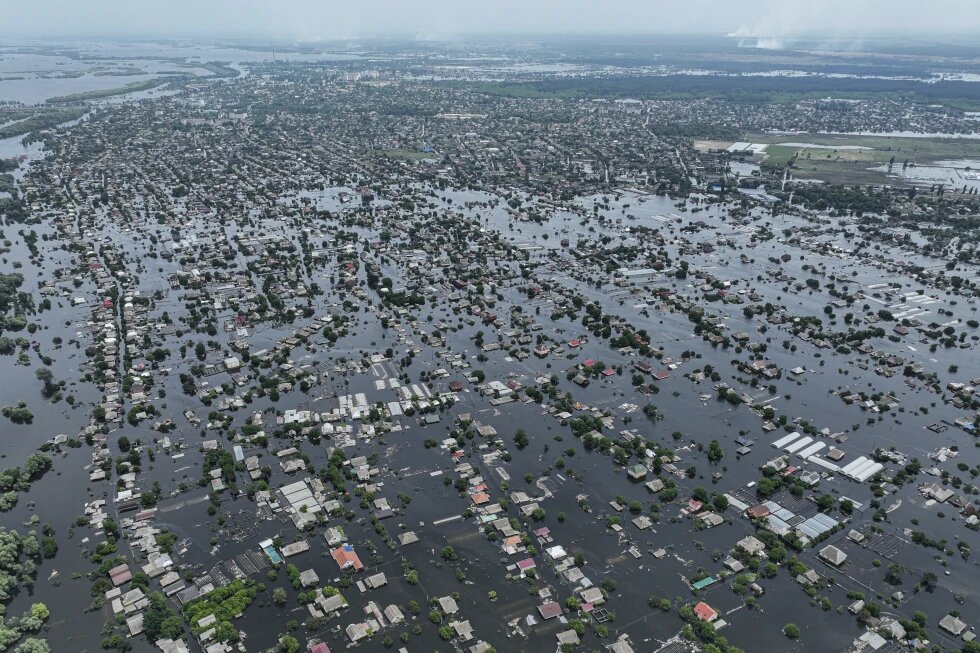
760 145 799 169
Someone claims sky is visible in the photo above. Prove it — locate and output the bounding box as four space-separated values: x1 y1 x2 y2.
2 0 978 41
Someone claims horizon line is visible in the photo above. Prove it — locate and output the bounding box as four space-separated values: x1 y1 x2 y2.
2 29 979 43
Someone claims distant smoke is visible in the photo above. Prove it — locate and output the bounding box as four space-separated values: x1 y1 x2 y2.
726 0 875 51
726 4 798 50
729 34 786 50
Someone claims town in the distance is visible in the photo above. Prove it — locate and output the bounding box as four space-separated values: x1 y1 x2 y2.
0 21 979 653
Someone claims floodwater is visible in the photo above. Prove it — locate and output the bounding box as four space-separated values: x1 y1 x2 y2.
0 76 978 653
728 161 761 178
778 143 873 150
0 41 362 104
1 170 977 651
0 73 162 105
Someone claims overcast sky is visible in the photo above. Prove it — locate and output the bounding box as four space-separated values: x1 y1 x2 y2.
2 0 977 41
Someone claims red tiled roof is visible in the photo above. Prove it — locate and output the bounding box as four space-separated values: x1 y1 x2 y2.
694 601 718 622
331 545 364 571
470 492 490 505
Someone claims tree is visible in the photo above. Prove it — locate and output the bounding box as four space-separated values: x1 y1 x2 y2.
100 634 130 651
272 587 288 605
40 537 57 559
143 592 181 639
783 623 800 639
756 477 780 498
22 454 50 479
214 621 238 642
885 563 903 585
15 640 51 653
711 494 729 512
514 429 529 450
2 402 34 424
707 440 724 464
278 635 300 653
29 603 49 622
34 368 55 397
0 625 20 649
159 616 184 640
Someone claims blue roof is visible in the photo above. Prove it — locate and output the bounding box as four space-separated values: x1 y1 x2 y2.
692 576 717 590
